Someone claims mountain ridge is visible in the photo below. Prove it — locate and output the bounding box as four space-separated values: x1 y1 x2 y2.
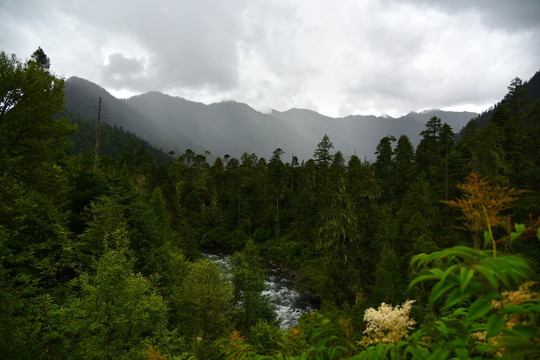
63 76 478 161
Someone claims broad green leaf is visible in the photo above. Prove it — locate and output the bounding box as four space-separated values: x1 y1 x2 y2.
410 253 428 269
472 264 498 289
444 288 465 309
434 320 449 335
327 346 335 359
467 299 492 321
443 246 481 261
310 328 323 340
455 348 468 360
441 264 458 282
452 307 468 317
511 224 525 242
315 338 328 352
496 257 529 282
406 346 429 359
459 267 474 293
498 331 536 348
376 344 388 358
429 348 450 360
481 259 509 288
475 343 496 354
500 304 533 315
431 268 445 277
357 353 367 360
486 314 504 339
408 273 440 290
484 231 491 248
429 282 455 304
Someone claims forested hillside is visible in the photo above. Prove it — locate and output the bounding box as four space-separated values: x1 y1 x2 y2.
64 111 170 165
1 49 539 359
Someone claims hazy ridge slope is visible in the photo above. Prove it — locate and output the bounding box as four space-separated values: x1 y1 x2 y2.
64 76 478 161
64 77 202 155
124 93 302 159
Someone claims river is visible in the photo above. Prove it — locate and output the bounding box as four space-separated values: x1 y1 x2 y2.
205 253 313 328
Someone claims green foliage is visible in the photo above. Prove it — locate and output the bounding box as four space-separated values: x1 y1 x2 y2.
0 50 76 358
178 258 233 357
2 48 540 359
66 112 170 164
59 236 168 359
313 134 334 189
374 135 396 199
407 246 539 359
230 239 277 333
409 246 530 307
220 313 348 359
248 320 284 356
372 244 404 305
0 50 76 194
29 47 50 69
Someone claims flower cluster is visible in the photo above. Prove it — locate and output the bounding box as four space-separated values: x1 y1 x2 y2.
492 281 538 310
360 300 416 345
472 281 539 356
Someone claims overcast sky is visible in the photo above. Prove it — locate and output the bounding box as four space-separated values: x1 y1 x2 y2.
2 0 539 117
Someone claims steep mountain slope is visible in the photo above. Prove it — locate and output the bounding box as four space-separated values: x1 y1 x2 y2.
124 92 301 159
65 112 170 164
459 70 540 132
64 77 202 154
64 77 478 161
401 109 478 133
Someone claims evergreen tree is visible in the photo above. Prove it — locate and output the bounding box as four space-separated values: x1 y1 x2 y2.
313 134 334 189
292 159 317 246
312 152 362 305
503 77 528 119
0 50 75 195
372 244 403 305
29 47 50 70
415 116 442 173
374 135 396 198
393 135 415 196
438 123 456 201
269 148 285 238
396 175 439 258
317 152 358 263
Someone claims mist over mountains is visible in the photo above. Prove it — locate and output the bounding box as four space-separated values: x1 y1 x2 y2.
64 76 477 161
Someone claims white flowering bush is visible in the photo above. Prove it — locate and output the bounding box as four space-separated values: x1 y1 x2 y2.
360 300 416 345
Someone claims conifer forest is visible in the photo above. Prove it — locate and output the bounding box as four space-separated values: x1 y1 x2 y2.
1 49 540 359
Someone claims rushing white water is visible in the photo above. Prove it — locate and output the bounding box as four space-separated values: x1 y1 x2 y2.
205 253 313 328
262 268 314 328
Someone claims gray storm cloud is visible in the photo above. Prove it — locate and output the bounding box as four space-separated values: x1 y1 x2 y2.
1 0 539 117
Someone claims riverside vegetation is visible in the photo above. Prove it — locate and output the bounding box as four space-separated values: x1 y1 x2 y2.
1 49 539 359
